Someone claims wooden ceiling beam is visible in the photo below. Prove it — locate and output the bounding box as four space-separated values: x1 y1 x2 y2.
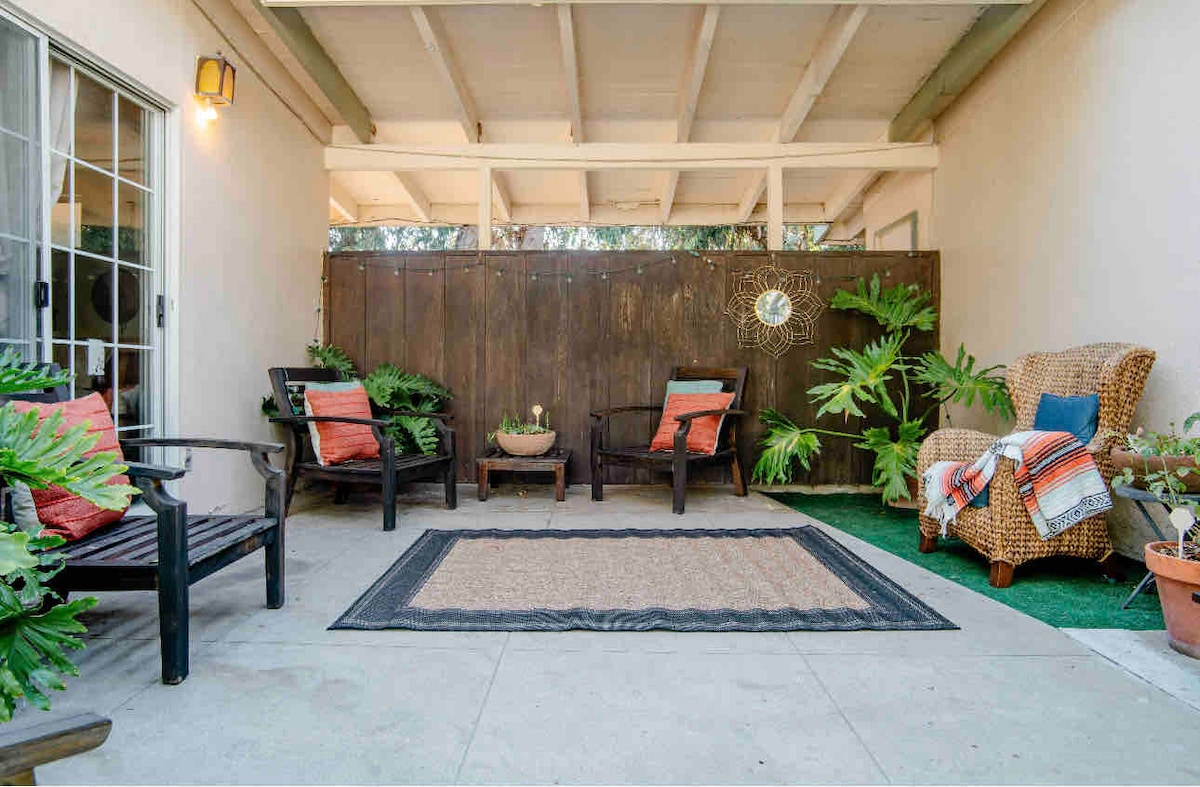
327 141 939 171
389 172 432 221
556 4 590 221
329 176 359 222
661 4 720 225
410 5 481 143
252 0 374 142
736 4 866 221
265 0 1031 7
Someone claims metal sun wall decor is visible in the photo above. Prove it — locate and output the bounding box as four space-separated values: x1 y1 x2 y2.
725 265 825 358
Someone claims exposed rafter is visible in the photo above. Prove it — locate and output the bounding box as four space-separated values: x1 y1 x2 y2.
264 0 1032 7
329 176 359 222
661 4 720 225
556 4 590 221
493 178 513 222
325 141 939 171
389 172 432 221
410 5 480 143
737 4 867 221
822 167 878 224
890 0 1047 141
252 0 374 143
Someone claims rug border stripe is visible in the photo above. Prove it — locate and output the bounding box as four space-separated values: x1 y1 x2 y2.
329 526 956 632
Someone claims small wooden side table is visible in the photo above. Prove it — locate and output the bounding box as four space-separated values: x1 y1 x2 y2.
477 447 572 502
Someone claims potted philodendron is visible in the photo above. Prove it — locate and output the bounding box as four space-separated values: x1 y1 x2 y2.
752 274 1013 504
490 405 556 456
1112 415 1200 658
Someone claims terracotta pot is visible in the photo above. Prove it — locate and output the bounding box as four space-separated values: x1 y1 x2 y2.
1112 449 1200 493
496 430 556 456
1145 541 1200 659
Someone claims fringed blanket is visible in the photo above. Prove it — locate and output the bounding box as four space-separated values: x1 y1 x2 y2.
922 431 1112 540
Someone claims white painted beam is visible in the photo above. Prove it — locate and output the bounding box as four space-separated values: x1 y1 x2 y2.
493 176 513 223
389 172 432 222
329 176 359 223
767 164 783 250
479 167 493 249
661 4 720 225
266 0 1031 7
829 209 865 241
192 0 333 143
556 4 589 221
737 4 866 221
410 5 480 143
329 141 938 171
357 201 826 226
822 169 878 223
252 0 374 142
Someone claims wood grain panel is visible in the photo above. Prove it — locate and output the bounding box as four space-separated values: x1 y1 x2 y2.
326 254 367 373
484 253 527 443
403 255 446 383
443 253 486 479
564 252 610 485
364 259 406 371
525 252 570 454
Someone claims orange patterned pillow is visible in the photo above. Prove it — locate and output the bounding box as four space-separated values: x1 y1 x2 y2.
303 383 380 466
649 392 735 455
12 393 130 541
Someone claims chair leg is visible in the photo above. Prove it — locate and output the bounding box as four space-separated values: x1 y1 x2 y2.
1098 552 1125 583
333 484 349 505
381 437 397 532
730 453 748 497
265 528 285 609
444 462 458 510
918 533 939 553
590 424 604 502
989 560 1015 588
672 459 687 515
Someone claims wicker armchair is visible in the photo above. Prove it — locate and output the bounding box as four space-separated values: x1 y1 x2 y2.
916 343 1156 587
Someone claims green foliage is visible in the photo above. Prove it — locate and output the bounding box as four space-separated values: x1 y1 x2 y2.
306 343 357 379
751 409 823 485
829 274 937 334
1112 414 1200 552
754 276 1012 503
854 421 926 502
0 350 135 720
912 345 1013 420
487 409 553 444
261 395 280 418
361 364 452 456
809 334 904 421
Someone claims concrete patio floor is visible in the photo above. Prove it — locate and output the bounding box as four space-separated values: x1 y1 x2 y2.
37 484 1200 785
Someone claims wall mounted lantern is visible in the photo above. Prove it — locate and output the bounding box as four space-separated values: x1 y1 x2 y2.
194 53 236 120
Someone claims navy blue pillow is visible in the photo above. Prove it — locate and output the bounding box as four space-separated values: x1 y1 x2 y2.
1033 393 1100 445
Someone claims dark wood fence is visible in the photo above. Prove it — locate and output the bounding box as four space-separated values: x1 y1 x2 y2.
324 250 939 486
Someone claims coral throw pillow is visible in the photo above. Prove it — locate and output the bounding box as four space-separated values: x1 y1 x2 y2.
304 382 380 466
12 393 130 541
649 392 735 455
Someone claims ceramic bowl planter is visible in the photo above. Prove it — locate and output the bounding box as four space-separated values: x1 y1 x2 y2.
1144 541 1200 659
496 430 556 456
1112 449 1200 493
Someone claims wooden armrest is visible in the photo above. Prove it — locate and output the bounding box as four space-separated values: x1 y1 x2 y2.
673 408 747 422
270 415 391 428
121 437 284 454
590 405 663 418
0 712 111 781
124 461 186 481
376 408 452 422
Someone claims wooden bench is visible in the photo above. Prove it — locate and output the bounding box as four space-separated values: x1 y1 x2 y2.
45 438 287 685
0 711 111 785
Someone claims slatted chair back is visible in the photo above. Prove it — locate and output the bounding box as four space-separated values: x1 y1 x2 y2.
668 365 749 450
267 367 346 461
1006 344 1155 440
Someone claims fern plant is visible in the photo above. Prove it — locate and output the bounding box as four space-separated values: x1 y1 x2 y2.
361 364 452 455
0 348 137 720
306 342 357 379
752 275 1012 503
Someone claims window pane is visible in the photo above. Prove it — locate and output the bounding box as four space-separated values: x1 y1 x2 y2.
75 163 113 257
50 153 71 246
115 265 147 344
0 238 34 341
115 348 147 429
0 18 37 138
48 60 70 155
118 96 145 185
74 256 114 342
74 72 113 173
116 180 146 265
50 248 69 339
0 133 30 237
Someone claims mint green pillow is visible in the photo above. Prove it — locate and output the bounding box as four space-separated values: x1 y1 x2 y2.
664 379 724 410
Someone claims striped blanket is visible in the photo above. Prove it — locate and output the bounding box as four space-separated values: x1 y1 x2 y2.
922 431 1112 540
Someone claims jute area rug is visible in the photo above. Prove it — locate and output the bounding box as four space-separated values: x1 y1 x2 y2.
331 527 955 632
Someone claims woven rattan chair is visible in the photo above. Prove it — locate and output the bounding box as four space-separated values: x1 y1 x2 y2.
916 343 1156 587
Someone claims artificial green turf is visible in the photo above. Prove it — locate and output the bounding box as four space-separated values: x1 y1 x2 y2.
768 492 1165 630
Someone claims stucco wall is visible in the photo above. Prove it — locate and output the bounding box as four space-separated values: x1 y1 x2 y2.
863 171 932 252
931 0 1200 556
10 0 327 513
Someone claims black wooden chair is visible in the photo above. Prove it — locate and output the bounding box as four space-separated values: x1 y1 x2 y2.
590 366 749 514
267 367 456 531
1 373 287 685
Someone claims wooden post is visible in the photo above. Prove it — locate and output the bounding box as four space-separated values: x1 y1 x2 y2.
478 167 493 251
767 164 784 250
